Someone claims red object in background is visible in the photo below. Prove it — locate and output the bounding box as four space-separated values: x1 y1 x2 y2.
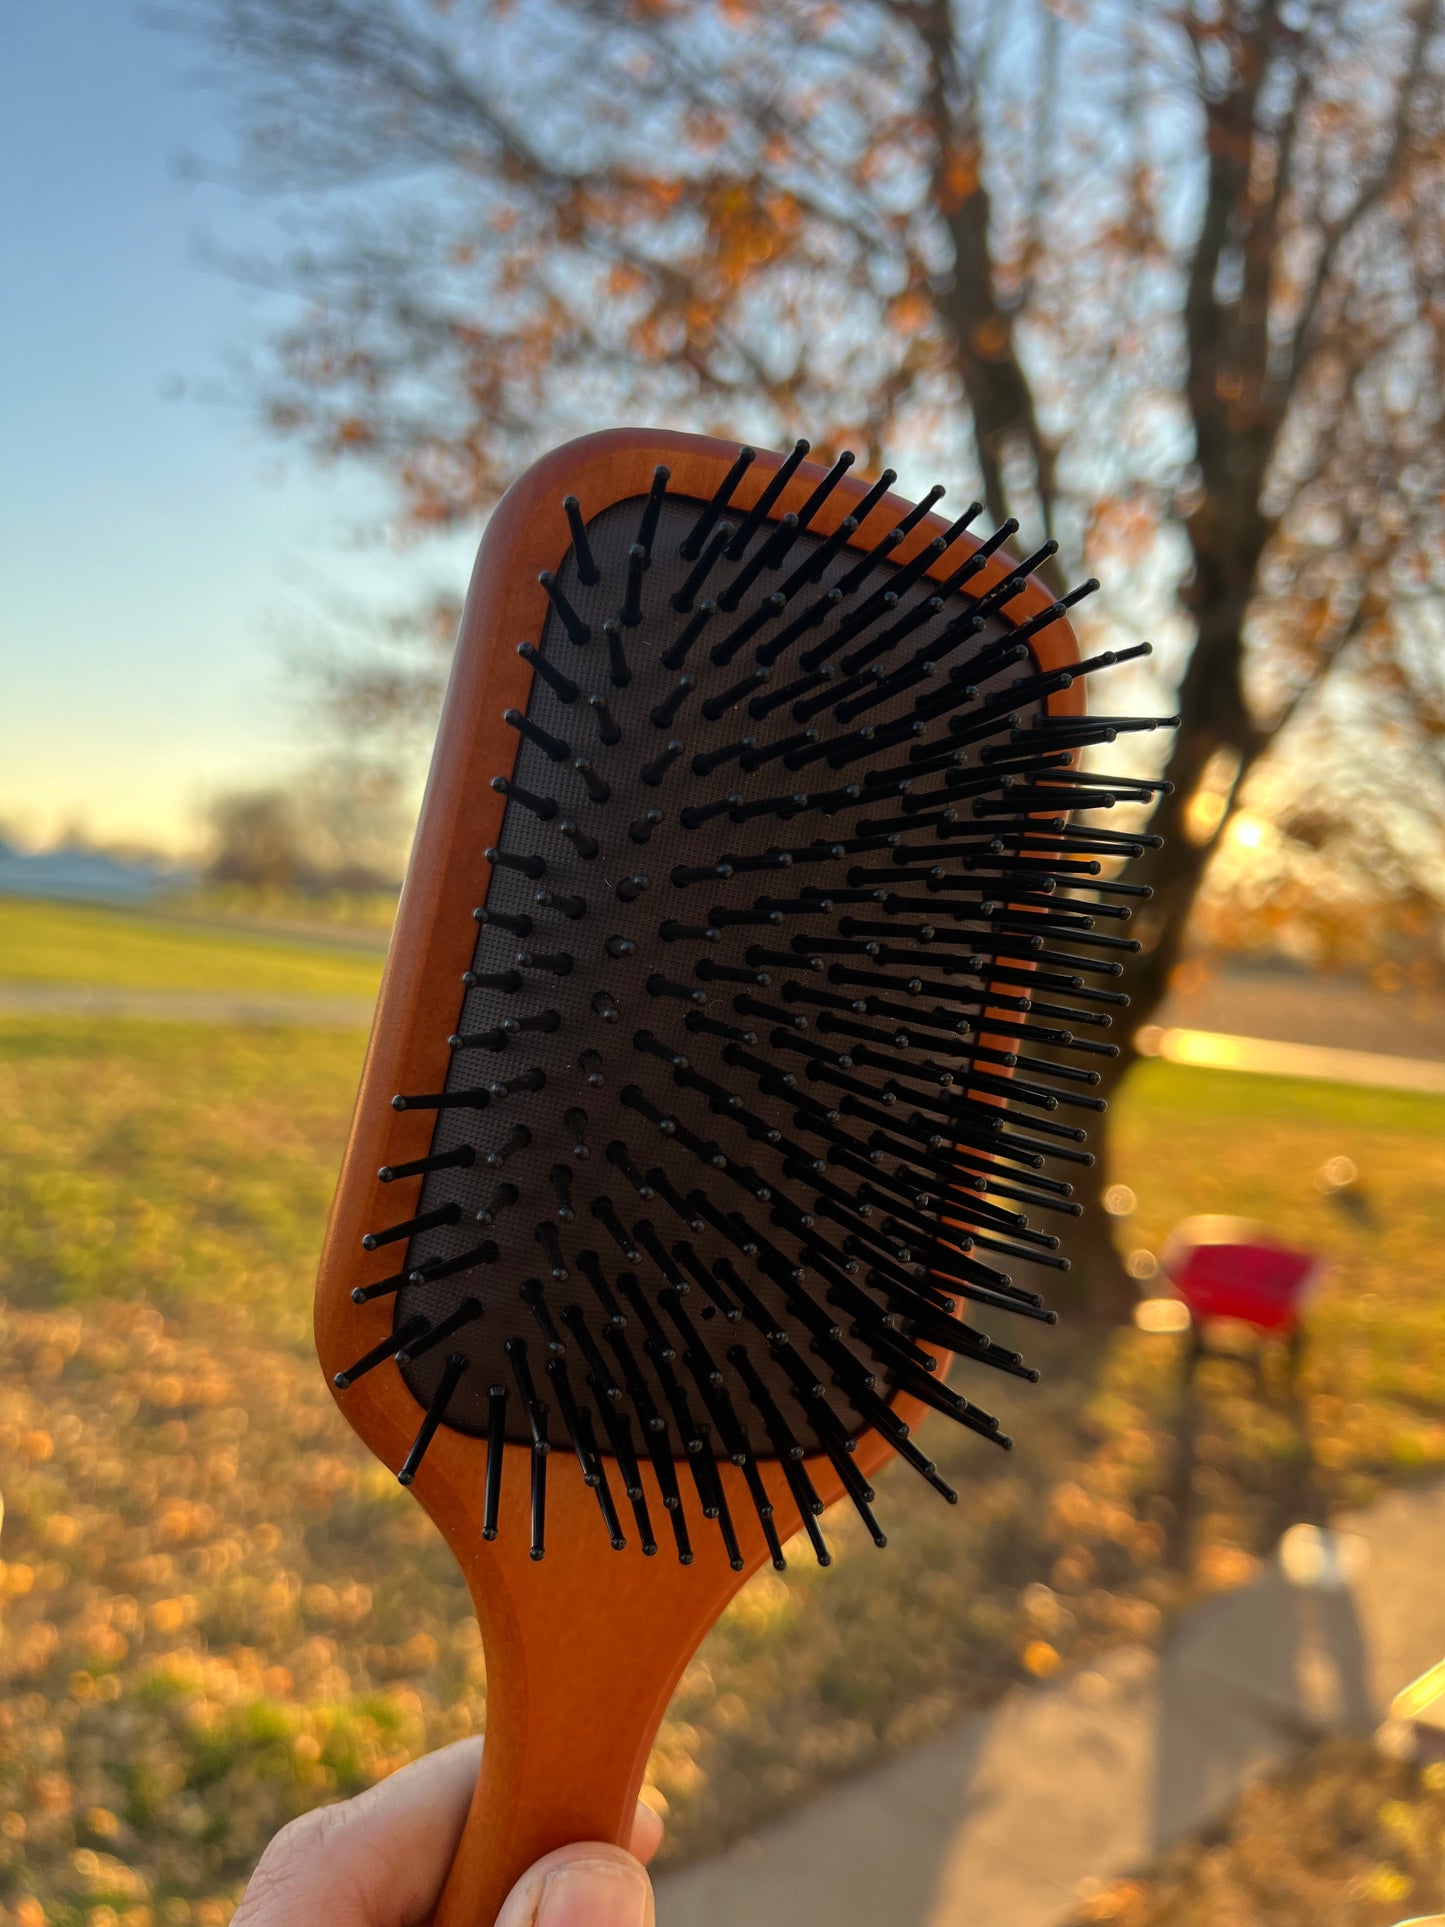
1159 1216 1323 1335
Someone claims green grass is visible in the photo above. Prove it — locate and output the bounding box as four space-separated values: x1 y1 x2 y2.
0 898 384 999
0 1019 358 1345
1116 1064 1445 1493
1 1000 1443 1921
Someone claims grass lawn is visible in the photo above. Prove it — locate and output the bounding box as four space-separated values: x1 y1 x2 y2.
1 911 1443 1922
0 899 384 1000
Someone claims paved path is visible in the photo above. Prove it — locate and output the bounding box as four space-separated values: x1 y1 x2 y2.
0 983 375 1028
655 1482 1445 1926
7 978 1445 1105
1158 962 1445 1063
1138 1023 1445 1095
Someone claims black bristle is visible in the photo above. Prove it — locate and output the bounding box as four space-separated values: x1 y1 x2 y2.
650 677 696 731
849 468 899 530
936 516 1019 597
351 1269 412 1305
718 537 783 613
591 1194 642 1262
362 1202 461 1251
529 1441 548 1559
603 617 633 687
452 1025 508 1055
485 1123 532 1170
378 1144 476 1184
839 527 909 600
724 440 808 559
573 759 612 805
778 514 858 599
482 1383 507 1537
486 845 546 882
605 1139 654 1199
335 1315 428 1388
679 445 756 559
754 587 842 670
538 570 591 646
395 1297 483 1365
900 485 953 537
793 450 854 529
547 1355 597 1478
475 1183 519 1227
619 551 647 631
535 1220 569 1278
507 1336 551 1447
565 1305 625 1405
804 590 899 675
640 739 684 787
397 1352 468 1484
518 641 580 706
491 773 558 822
563 495 601 586
701 664 769 720
709 595 786 669
363 450 1167 1564
558 819 601 861
548 1162 576 1221
759 511 802 570
592 1391 657 1553
504 709 571 765
672 522 736 613
407 1242 499 1288
474 905 534 939
589 694 623 746
661 600 717 672
534 889 587 921
636 466 670 565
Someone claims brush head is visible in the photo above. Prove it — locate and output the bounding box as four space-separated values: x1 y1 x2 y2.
320 432 1170 1569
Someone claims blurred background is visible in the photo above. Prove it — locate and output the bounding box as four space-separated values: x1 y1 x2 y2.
2 2 1444 1923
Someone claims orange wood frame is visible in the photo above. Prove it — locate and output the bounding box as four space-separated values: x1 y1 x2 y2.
314 428 1085 1926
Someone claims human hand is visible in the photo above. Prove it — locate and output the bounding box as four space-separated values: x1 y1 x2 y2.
233 1737 661 1926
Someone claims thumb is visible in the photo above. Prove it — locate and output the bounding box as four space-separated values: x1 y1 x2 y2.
493 1841 653 1927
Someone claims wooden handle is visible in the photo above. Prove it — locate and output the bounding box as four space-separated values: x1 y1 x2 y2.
432 1644 665 1927
431 1446 776 1927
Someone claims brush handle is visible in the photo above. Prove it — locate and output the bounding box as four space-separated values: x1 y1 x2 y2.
432 1613 675 1927
432 1449 767 1927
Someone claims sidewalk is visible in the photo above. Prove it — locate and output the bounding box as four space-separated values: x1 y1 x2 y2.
0 982 374 1027
655 1481 1445 1927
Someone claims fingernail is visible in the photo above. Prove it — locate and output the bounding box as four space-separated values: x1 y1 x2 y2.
536 1855 650 1927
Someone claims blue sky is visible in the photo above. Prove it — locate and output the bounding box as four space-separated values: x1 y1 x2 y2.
0 1 449 854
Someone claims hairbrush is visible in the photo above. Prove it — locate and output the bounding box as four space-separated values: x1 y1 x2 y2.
315 429 1169 1924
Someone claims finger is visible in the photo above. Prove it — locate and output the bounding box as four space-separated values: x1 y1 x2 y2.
493 1841 653 1927
629 1797 664 1867
233 1737 483 1927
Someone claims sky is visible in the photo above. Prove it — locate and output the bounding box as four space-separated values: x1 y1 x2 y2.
0 1 452 856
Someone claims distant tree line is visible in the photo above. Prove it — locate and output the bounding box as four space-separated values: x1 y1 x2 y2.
205 757 410 894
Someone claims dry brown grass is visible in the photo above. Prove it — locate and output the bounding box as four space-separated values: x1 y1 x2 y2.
1066 1743 1445 1926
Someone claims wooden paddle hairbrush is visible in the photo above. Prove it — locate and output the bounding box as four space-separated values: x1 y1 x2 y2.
315 429 1167 1925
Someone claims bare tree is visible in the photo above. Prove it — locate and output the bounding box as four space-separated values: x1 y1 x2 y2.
206 758 410 891
177 0 1445 1312
207 790 316 891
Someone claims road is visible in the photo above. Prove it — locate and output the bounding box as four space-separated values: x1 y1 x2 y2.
7 960 1445 1097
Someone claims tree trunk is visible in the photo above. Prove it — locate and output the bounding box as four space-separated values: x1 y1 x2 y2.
1058 588 1266 1321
